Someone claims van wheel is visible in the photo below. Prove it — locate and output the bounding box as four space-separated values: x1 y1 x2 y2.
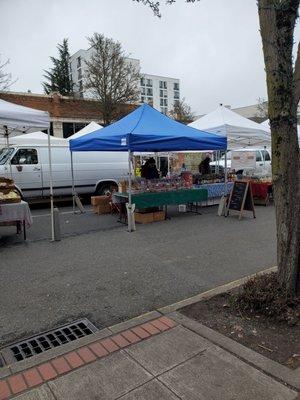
95 183 118 196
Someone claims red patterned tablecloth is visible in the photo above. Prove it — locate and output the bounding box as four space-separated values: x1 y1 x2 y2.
250 182 272 199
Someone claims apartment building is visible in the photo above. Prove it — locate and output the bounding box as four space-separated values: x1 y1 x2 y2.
69 49 180 114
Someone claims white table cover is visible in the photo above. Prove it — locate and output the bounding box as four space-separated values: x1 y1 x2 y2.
0 201 33 227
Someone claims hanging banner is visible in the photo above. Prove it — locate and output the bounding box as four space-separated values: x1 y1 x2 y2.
231 151 256 170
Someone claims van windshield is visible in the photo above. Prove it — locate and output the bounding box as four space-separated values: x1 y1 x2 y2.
0 148 15 165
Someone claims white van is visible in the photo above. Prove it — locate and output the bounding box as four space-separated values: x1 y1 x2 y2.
0 143 128 199
210 148 272 175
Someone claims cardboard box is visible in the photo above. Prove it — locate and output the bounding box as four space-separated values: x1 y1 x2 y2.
93 203 111 215
134 211 154 224
91 195 109 206
153 210 165 221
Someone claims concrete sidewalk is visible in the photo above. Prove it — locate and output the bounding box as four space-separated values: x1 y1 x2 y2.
0 315 297 400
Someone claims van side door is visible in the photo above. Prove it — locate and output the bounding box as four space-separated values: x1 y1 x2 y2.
10 148 43 197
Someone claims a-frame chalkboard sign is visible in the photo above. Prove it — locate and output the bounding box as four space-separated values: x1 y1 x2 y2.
226 181 255 219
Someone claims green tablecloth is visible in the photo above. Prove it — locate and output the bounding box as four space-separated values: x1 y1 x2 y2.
114 189 208 209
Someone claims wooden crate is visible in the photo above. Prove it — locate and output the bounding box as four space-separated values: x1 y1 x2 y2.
93 203 111 215
153 210 165 221
134 211 154 224
91 195 109 206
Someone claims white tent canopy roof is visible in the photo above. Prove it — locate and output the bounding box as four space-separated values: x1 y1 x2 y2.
189 105 270 148
0 99 50 136
8 131 66 146
260 119 300 144
67 121 102 140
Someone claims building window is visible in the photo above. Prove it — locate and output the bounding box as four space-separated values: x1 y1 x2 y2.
141 96 145 103
141 87 146 95
174 82 179 91
160 107 168 114
174 99 180 106
77 56 81 68
174 91 180 99
160 89 167 98
160 98 164 106
140 77 145 86
146 78 153 87
146 88 153 96
159 80 167 89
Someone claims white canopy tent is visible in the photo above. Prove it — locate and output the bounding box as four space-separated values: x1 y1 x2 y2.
189 105 271 149
67 121 102 140
260 119 300 145
0 99 55 241
9 131 66 145
66 122 103 212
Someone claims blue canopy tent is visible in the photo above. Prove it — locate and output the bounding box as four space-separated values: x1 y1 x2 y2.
70 104 227 230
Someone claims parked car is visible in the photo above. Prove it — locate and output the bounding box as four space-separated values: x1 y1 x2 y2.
210 148 271 175
0 143 128 199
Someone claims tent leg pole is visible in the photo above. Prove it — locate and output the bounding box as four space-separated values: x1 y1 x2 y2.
127 150 135 232
71 151 75 213
47 128 55 241
225 151 228 192
4 127 12 179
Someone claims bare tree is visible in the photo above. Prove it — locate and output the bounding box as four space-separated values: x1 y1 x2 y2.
169 98 195 124
0 56 15 91
134 0 300 295
84 33 140 125
256 97 268 120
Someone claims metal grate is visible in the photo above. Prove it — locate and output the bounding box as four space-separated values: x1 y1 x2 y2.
2 319 98 364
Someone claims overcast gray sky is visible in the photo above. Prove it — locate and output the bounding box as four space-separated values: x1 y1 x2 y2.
1 0 300 115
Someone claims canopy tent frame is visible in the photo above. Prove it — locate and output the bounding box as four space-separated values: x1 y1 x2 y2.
70 104 227 232
0 99 54 240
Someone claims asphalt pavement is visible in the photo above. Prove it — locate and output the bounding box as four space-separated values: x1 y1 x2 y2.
0 204 276 347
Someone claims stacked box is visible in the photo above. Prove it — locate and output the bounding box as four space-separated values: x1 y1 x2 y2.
134 210 165 224
91 195 111 214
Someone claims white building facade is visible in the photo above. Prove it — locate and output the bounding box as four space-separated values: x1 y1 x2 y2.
69 49 180 114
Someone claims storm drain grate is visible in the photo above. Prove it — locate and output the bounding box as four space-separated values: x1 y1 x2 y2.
2 318 98 364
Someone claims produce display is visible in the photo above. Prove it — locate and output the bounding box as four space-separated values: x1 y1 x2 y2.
118 175 193 194
0 177 21 204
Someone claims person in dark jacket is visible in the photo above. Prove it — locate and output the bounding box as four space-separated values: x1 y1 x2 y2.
146 157 159 179
198 155 211 175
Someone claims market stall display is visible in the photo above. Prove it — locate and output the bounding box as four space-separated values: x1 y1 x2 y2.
250 179 273 206
70 103 227 231
113 188 208 223
0 177 32 240
0 99 52 240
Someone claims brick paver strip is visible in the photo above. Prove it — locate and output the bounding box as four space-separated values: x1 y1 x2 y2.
0 380 11 400
101 338 119 353
0 317 175 399
112 334 130 348
150 319 170 331
65 352 84 369
121 330 141 344
159 316 176 328
22 368 43 388
51 357 71 375
7 374 27 395
37 363 57 381
88 342 109 358
131 326 151 339
141 322 160 335
77 347 97 363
